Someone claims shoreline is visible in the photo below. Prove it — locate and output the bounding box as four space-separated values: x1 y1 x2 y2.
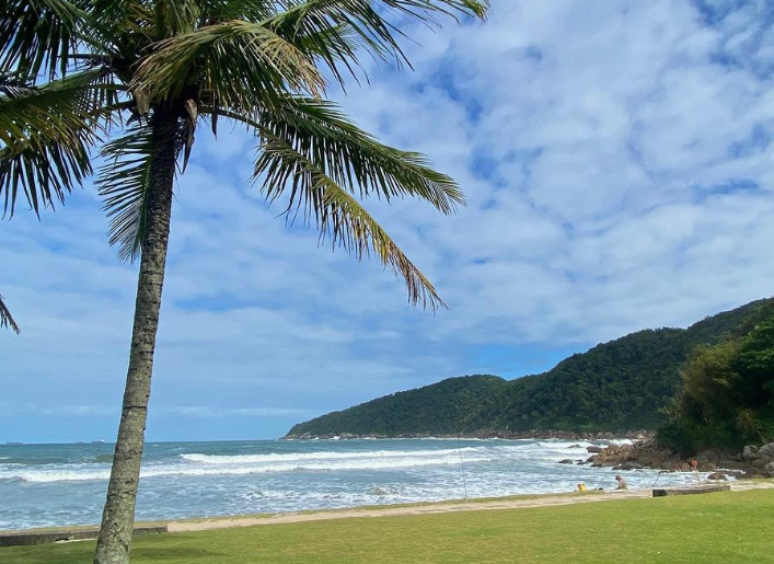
4 481 772 539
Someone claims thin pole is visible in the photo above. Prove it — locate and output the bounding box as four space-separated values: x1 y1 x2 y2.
457 437 468 499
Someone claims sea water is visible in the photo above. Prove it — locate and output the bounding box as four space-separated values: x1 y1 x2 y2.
0 438 703 530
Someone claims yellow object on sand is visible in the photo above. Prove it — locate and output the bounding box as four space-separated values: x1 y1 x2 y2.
577 483 587 492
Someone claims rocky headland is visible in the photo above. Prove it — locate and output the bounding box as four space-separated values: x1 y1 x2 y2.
583 439 774 480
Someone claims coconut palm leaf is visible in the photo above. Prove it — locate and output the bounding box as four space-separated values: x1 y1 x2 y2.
254 97 464 213
0 138 93 216
264 0 489 82
212 99 463 214
0 69 120 216
97 123 155 262
0 292 20 334
200 0 277 22
254 134 445 310
0 0 91 80
156 0 201 34
0 68 118 146
131 20 324 111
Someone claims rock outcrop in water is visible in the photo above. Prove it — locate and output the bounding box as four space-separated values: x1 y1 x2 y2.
587 439 774 479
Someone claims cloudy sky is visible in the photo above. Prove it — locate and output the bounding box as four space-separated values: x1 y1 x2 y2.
2 0 774 442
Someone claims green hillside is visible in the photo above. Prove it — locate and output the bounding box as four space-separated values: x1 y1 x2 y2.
285 298 774 438
289 375 508 437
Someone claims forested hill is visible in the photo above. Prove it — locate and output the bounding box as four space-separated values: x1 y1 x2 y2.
285 298 774 438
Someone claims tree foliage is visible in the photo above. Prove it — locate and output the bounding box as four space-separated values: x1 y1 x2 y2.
289 375 507 437
1 0 491 332
659 312 774 454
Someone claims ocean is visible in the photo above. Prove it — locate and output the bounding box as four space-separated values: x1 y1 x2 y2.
0 438 703 530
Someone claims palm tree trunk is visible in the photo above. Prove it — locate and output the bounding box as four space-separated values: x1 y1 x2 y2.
94 110 179 564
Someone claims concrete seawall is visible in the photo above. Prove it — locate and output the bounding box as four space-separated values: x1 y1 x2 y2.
0 526 167 547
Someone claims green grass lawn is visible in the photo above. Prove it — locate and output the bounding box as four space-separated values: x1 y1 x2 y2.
5 489 774 564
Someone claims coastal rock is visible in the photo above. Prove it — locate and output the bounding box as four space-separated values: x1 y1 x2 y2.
758 442 774 462
613 462 643 471
697 450 720 464
586 446 604 454
751 459 768 469
718 460 749 471
765 462 774 477
742 445 760 462
567 444 583 449
559 459 574 464
707 473 727 481
585 439 712 473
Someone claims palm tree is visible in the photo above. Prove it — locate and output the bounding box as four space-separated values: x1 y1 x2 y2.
0 1 489 563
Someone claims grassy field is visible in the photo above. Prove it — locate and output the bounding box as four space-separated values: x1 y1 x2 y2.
4 489 774 564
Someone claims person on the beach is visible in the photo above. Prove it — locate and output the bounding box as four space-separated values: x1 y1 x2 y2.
615 474 628 490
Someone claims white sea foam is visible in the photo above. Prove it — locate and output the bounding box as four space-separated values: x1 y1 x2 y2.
180 447 480 465
4 452 496 483
1 441 612 483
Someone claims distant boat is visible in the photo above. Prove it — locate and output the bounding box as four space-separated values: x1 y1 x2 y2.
91 439 106 444
4 442 23 446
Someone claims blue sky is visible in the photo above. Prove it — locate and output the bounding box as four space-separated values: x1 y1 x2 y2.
2 0 774 443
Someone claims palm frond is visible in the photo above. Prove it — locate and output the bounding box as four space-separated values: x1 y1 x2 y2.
199 0 277 22
0 69 120 216
131 20 324 111
153 0 203 37
0 71 32 97
0 137 93 216
251 136 445 310
97 122 155 263
263 0 489 82
0 292 20 334
88 0 154 48
0 0 92 81
0 68 118 147
232 97 464 214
